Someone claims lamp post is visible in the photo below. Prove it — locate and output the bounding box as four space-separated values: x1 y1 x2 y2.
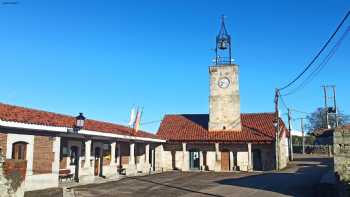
73 113 85 182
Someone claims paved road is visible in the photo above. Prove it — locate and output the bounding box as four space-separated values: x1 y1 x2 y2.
73 154 331 197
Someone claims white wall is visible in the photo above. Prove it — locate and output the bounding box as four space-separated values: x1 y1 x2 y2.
237 151 249 171
24 173 58 192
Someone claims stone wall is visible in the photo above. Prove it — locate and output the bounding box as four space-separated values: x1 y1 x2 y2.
209 64 241 131
32 136 54 174
154 144 164 171
333 127 350 182
0 132 7 156
1 159 27 196
279 134 289 170
253 144 275 171
3 160 27 183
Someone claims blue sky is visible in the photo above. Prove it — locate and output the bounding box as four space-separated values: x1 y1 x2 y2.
0 0 349 133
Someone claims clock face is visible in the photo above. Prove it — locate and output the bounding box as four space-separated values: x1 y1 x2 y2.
218 77 230 89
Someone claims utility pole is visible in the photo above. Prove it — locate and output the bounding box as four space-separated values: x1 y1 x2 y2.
287 108 293 161
332 86 338 127
323 86 330 128
274 88 280 170
301 118 305 154
322 85 338 128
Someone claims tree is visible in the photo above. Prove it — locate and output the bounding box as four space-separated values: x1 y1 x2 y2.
305 107 350 132
292 135 315 145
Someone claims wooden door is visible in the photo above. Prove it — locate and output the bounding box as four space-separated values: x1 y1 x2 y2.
221 151 230 171
94 159 99 176
253 150 263 171
94 148 100 176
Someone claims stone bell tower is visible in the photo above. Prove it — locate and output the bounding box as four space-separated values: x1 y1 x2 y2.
209 16 241 131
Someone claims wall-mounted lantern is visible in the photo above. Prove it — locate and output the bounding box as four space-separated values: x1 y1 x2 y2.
73 113 86 133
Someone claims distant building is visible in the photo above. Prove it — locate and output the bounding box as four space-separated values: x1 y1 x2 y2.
291 130 303 137
312 125 350 145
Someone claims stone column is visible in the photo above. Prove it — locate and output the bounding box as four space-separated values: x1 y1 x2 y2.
144 144 150 173
247 143 252 171
199 151 203 171
215 143 220 171
84 140 92 168
129 142 135 165
230 151 234 171
117 143 121 166
129 142 136 174
182 143 188 171
151 148 155 170
215 143 220 160
52 137 61 175
110 142 116 165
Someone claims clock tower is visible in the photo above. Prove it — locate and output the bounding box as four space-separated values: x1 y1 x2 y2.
209 16 241 131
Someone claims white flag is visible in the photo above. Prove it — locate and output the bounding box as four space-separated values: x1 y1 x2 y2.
128 107 136 127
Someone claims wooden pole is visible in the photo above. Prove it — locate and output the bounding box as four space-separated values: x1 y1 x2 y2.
288 109 293 161
301 118 305 154
274 89 280 170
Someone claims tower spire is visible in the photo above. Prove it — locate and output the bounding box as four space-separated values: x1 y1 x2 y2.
215 15 232 65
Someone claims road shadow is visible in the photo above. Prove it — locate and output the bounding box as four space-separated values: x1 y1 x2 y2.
126 176 225 197
216 157 331 197
73 172 226 197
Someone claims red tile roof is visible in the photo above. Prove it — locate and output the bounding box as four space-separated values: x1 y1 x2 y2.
157 113 288 143
0 103 159 139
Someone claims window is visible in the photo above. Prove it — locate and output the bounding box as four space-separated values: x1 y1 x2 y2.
60 139 69 158
12 142 27 160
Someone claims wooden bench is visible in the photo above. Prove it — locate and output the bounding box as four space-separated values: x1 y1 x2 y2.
117 165 126 175
59 169 73 182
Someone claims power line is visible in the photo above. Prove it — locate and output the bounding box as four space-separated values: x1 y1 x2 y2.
282 25 350 96
289 109 312 115
279 94 314 116
279 95 289 110
140 120 162 125
279 9 350 91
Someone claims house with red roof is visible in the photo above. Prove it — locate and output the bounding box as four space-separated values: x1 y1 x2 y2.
156 18 290 172
0 103 165 193
0 17 290 195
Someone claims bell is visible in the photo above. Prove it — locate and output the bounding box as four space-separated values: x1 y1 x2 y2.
218 40 228 50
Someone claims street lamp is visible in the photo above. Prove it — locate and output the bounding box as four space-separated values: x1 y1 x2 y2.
73 112 85 183
75 113 86 130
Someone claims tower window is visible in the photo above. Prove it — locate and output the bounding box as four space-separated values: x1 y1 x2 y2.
223 126 226 130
